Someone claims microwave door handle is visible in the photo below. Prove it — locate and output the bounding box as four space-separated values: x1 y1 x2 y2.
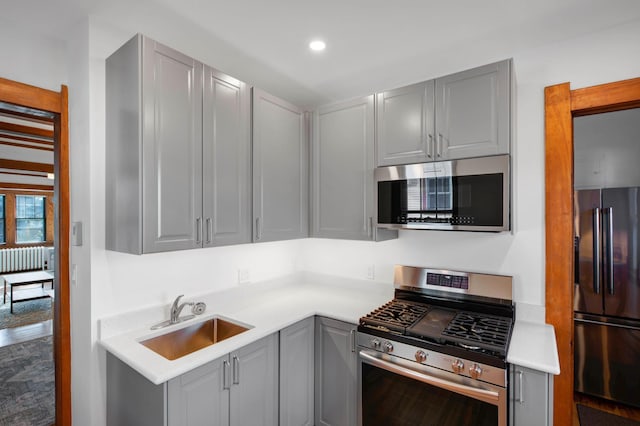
593 207 601 294
605 207 614 295
359 351 500 405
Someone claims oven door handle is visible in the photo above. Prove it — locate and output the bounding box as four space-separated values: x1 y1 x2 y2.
359 351 500 405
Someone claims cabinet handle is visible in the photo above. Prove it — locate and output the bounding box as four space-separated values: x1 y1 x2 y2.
368 217 373 239
206 217 212 244
223 360 231 390
196 217 202 244
437 134 443 158
427 134 433 158
351 329 356 353
232 356 240 385
255 217 261 240
516 370 524 404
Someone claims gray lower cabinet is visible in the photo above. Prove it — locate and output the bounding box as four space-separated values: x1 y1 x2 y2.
510 364 554 426
312 96 396 241
280 317 315 426
375 59 511 166
315 316 357 426
252 89 308 242
107 334 278 426
106 34 251 254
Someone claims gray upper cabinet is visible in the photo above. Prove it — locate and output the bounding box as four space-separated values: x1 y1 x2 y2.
434 60 511 160
252 89 308 242
312 96 397 241
106 34 251 254
107 34 203 254
312 96 374 240
375 59 511 166
315 317 357 426
376 81 435 166
280 317 315 426
203 66 252 247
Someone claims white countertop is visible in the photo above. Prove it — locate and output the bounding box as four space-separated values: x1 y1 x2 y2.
99 272 560 385
506 320 560 375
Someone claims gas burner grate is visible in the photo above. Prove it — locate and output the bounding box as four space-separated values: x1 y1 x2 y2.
442 312 512 351
360 300 429 333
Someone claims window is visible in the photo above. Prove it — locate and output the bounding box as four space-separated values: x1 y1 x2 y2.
15 195 46 243
0 195 4 244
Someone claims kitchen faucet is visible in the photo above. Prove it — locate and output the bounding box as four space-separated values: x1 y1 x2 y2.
150 294 206 330
170 294 194 324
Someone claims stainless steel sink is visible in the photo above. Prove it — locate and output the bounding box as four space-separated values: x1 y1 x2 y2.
140 317 250 360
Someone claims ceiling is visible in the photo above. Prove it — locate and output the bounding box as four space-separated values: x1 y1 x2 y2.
2 0 640 106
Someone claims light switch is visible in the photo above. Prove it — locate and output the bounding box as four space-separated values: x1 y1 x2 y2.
72 222 83 246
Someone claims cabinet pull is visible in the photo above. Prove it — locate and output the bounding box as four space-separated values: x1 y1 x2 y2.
516 370 524 404
232 356 240 385
368 217 373 238
427 134 433 158
206 217 212 244
351 329 356 353
196 217 202 244
223 360 231 390
255 217 261 240
437 134 443 158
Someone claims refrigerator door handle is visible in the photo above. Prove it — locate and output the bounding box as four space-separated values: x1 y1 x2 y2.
605 207 614 295
593 207 601 294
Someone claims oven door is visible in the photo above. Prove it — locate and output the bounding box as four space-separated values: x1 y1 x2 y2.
358 349 507 426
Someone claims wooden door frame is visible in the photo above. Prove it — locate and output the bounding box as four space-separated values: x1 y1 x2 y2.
545 77 640 425
0 77 71 425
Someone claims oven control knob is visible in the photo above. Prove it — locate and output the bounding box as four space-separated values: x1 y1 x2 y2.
383 342 394 353
371 338 381 349
451 359 465 374
415 350 427 363
469 364 483 379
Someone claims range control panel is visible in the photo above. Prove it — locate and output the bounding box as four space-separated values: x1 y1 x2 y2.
426 273 469 290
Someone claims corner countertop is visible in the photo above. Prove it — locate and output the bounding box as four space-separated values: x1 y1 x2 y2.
507 320 560 375
99 272 560 384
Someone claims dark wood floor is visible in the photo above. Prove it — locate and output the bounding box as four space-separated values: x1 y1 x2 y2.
0 320 52 347
574 392 640 425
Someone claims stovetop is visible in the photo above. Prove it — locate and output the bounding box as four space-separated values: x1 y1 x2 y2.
358 265 515 365
359 299 513 358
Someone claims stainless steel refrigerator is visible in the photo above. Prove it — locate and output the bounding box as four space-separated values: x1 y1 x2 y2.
574 187 640 408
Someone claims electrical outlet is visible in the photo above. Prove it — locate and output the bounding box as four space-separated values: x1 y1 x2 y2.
367 265 375 280
238 269 250 284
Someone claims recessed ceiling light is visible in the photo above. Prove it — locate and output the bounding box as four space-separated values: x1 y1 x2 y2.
309 40 326 52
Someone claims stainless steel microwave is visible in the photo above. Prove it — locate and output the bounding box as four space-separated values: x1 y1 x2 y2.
375 154 510 232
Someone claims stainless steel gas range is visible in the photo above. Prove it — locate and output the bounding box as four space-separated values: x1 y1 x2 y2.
357 265 514 426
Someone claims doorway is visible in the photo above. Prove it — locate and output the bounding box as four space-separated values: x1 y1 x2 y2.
545 77 640 425
0 77 71 425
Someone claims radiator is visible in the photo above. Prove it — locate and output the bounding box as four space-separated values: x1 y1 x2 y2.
0 246 45 273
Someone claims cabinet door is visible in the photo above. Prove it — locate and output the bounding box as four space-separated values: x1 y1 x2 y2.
312 96 375 240
435 60 510 160
510 365 553 426
315 317 357 426
280 317 315 426
230 333 279 426
142 38 203 252
252 89 308 242
167 355 230 426
203 67 251 247
376 81 435 166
